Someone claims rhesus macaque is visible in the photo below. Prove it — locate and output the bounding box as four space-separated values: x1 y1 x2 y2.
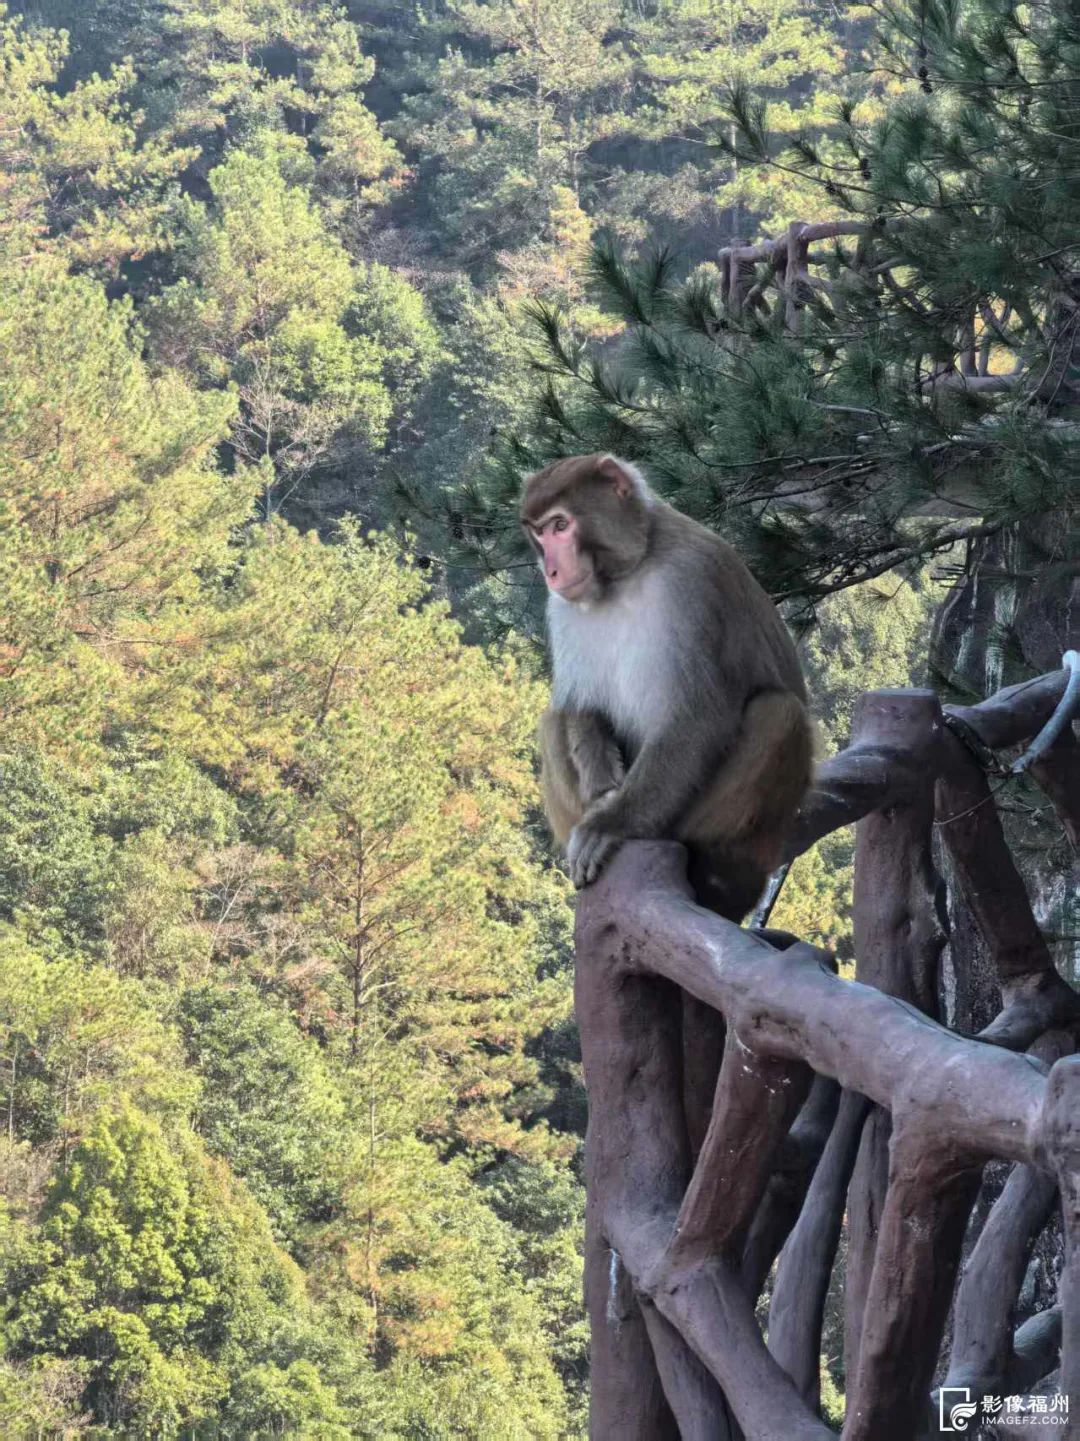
522 453 812 920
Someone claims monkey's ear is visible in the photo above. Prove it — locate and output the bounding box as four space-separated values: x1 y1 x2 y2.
596 454 645 499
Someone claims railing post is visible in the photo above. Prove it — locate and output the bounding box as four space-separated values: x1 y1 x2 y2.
845 690 946 1384
574 891 732 1438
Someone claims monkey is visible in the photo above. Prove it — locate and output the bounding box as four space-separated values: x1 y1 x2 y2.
521 452 813 923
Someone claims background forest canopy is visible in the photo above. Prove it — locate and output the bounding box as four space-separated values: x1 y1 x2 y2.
0 0 1076 1435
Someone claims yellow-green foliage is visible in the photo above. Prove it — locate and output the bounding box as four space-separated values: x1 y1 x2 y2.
820 1356 846 1429
0 2 938 1432
0 216 582 1436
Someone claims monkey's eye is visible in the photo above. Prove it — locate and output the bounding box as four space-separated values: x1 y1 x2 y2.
552 516 569 533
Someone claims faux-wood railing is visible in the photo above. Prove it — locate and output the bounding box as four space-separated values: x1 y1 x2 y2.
575 667 1079 1440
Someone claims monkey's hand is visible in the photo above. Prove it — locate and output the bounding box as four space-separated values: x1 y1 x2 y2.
567 726 705 886
567 820 622 888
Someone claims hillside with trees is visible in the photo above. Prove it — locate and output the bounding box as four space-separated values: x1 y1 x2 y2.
1 237 585 1432
0 0 1075 1434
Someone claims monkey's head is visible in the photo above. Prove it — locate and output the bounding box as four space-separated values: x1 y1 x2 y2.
520 454 651 604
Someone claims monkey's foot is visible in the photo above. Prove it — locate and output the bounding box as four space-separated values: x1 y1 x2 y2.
567 824 623 888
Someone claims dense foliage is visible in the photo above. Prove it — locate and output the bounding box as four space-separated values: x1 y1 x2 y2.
0 125 585 1422
457 0 1079 626
0 0 1020 1432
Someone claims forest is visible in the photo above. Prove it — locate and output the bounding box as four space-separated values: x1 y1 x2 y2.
0 0 1076 1435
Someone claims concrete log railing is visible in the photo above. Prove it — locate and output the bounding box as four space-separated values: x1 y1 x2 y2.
576 668 1079 1441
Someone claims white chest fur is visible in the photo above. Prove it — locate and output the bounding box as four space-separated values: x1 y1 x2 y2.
548 570 675 745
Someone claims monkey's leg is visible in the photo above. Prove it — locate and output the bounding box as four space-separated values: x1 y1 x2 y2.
680 689 813 917
539 708 586 847
679 691 813 1152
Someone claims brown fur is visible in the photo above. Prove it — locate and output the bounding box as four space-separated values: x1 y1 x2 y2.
540 709 625 846
521 454 652 587
527 453 813 919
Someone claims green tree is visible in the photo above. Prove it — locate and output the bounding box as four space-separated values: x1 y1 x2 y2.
149 141 439 515
179 983 347 1244
480 1156 589 1428
181 521 571 1144
397 0 629 267
378 0 856 280
0 259 243 757
166 521 580 1425
0 1352 91 1437
610 0 855 241
0 6 193 272
6 1104 353 1435
11 0 405 257
37 0 401 181
0 929 195 1146
0 755 107 950
310 1131 573 1438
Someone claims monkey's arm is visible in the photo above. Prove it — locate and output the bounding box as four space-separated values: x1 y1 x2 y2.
566 710 727 887
567 690 812 889
539 708 625 847
566 710 625 804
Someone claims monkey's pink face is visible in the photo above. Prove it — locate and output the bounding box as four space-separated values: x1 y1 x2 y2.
528 510 595 602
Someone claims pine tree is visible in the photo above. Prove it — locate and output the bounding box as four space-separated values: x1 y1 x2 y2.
146 140 440 516
607 0 855 241
0 7 193 273
397 0 630 265
379 0 857 275
461 0 1079 630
